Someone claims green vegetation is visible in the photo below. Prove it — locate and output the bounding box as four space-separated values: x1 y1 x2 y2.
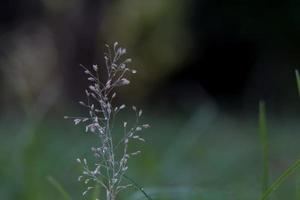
47 176 72 200
0 71 299 199
258 99 300 200
296 69 300 97
259 100 269 193
260 159 300 200
1 109 300 200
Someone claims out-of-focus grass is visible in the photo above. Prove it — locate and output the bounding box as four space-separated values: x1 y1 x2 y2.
261 159 300 200
47 176 71 200
258 100 300 200
0 106 300 200
258 100 269 193
296 69 300 97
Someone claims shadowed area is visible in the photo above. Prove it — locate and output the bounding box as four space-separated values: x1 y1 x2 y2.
1 0 300 199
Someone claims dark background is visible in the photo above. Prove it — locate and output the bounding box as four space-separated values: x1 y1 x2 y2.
1 0 300 115
1 1 300 200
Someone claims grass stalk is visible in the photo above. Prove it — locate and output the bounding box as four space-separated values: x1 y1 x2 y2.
259 100 269 193
296 69 300 97
260 159 300 200
47 176 72 200
123 174 153 200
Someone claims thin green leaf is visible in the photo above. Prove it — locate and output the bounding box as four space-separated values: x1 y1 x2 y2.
259 100 269 193
91 183 101 200
123 174 153 200
296 171 300 200
47 176 72 200
296 69 300 97
260 159 300 200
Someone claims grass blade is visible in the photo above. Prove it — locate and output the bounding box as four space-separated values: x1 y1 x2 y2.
47 176 72 200
296 171 300 200
260 159 300 200
259 100 269 193
296 69 300 97
123 174 153 200
91 183 101 200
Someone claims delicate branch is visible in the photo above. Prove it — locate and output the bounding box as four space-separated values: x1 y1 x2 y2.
65 42 151 200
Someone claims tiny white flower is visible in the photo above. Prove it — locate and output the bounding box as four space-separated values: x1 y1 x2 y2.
74 119 81 125
92 64 98 71
138 110 143 117
120 78 130 85
131 151 141 156
114 42 118 50
119 104 126 109
85 89 90 96
112 178 118 184
89 85 95 91
82 190 88 196
124 58 132 63
142 124 150 128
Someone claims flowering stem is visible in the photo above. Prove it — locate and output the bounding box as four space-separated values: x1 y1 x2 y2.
67 42 150 200
123 174 152 200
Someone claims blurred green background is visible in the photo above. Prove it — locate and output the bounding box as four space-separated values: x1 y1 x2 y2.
1 0 300 199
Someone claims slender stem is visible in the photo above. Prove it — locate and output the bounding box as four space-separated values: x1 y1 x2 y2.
295 69 300 97
123 175 153 200
106 189 115 200
259 100 269 193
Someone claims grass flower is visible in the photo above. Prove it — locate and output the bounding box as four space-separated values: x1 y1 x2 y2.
65 42 150 200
